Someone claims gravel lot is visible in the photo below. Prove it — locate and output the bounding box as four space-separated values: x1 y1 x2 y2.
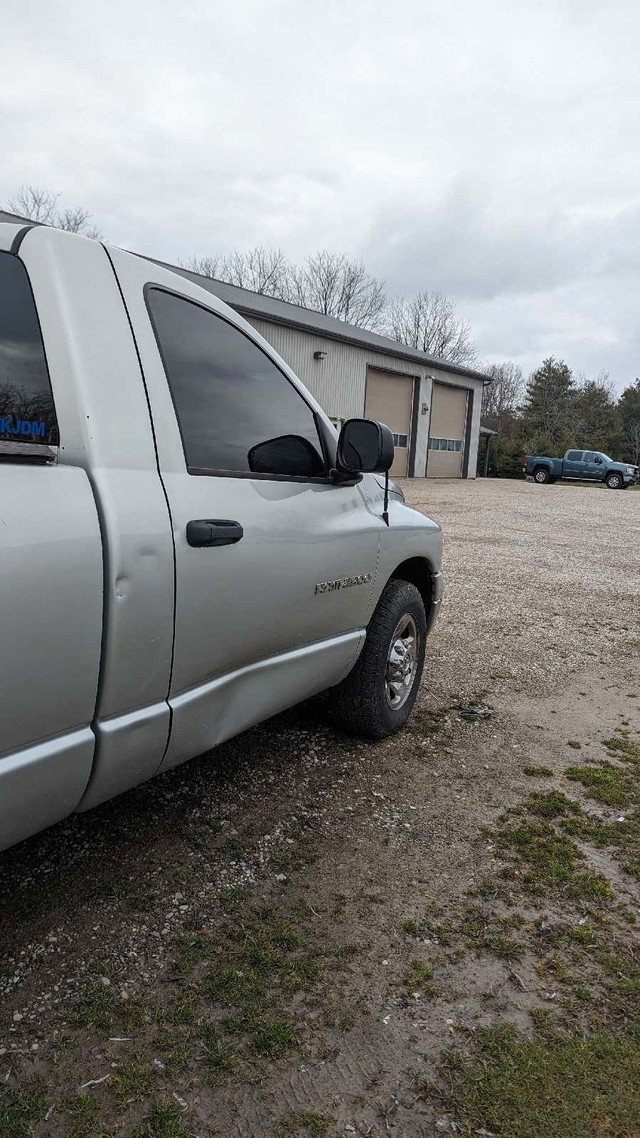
1 477 639 1137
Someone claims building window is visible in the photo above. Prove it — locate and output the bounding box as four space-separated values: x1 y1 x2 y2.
391 432 409 448
429 437 463 452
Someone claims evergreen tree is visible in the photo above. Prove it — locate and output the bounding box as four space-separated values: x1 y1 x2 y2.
522 357 576 449
573 377 618 452
617 378 640 464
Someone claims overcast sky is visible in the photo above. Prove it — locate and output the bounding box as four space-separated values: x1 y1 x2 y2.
2 0 639 389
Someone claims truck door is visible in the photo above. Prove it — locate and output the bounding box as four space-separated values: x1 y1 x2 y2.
582 452 603 480
108 250 382 770
563 450 584 479
0 250 103 850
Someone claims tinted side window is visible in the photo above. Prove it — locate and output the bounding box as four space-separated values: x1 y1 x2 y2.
147 288 325 477
0 253 58 449
566 451 583 461
583 452 596 462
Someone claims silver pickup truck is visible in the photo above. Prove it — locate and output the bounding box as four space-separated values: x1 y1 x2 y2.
0 222 443 852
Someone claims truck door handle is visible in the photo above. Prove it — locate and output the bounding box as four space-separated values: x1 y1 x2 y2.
186 519 244 548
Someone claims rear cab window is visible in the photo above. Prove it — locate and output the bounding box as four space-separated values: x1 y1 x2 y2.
566 451 583 461
0 252 58 461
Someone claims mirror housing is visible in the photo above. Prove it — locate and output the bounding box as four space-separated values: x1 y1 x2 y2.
336 418 395 475
248 434 325 478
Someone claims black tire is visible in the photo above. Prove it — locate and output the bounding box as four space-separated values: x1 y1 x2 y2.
328 579 426 739
606 472 623 489
533 467 550 484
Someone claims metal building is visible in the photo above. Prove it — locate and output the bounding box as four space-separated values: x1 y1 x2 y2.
165 264 491 479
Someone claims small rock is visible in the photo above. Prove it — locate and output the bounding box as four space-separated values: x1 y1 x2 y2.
119 989 129 1001
100 976 111 987
345 1127 356 1134
275 873 287 882
435 1116 455 1133
12 1012 23 1022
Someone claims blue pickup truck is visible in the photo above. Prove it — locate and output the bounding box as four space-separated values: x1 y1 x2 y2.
524 449 638 489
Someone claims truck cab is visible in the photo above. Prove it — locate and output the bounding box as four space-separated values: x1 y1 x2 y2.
0 222 443 852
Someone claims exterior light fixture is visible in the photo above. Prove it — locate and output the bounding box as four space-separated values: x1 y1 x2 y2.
313 350 327 360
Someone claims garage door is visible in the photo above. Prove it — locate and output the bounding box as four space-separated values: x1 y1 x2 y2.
365 369 415 477
427 383 468 477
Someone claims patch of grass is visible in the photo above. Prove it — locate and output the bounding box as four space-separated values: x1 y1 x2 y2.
274 1110 331 1135
458 906 525 962
111 1058 156 1105
562 807 640 849
200 1025 236 1071
567 740 582 749
0 1080 49 1138
131 1099 190 1138
566 762 637 807
173 905 325 1065
448 1025 640 1138
75 980 118 1028
56 1095 99 1138
401 920 419 935
523 765 554 777
403 960 438 996
523 790 583 819
250 1015 296 1055
497 820 611 900
624 855 640 879
603 736 640 767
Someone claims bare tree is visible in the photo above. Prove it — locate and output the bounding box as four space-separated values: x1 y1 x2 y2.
385 291 477 365
184 247 290 298
7 184 102 238
288 251 387 329
481 361 525 431
183 255 223 279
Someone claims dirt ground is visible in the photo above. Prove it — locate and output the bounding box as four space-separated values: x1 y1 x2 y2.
1 477 639 1138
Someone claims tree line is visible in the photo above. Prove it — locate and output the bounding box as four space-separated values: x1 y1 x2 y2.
481 358 640 476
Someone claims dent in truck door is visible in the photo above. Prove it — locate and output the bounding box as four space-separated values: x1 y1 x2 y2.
108 249 381 769
0 252 103 851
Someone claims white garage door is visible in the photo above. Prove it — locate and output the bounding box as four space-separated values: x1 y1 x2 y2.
427 383 468 477
364 369 415 477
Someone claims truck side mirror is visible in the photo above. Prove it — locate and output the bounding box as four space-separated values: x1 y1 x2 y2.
336 418 395 474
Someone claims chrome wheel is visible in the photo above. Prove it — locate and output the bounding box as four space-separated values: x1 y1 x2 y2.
385 614 419 709
607 474 621 489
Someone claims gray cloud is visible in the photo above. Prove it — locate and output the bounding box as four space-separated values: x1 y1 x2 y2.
1 0 639 390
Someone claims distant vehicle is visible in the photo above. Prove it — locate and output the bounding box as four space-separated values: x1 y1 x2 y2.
0 221 444 852
524 449 638 489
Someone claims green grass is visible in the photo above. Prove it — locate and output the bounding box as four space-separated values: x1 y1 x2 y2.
402 919 419 935
0 1080 48 1138
566 762 637 807
131 1099 190 1138
449 1025 640 1138
200 1024 237 1071
521 790 583 819
274 1110 332 1135
497 819 611 900
567 740 582 749
56 1095 99 1138
111 1058 156 1105
522 765 554 777
403 960 438 995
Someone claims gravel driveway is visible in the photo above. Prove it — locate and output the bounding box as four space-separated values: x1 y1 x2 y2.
1 478 638 1138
